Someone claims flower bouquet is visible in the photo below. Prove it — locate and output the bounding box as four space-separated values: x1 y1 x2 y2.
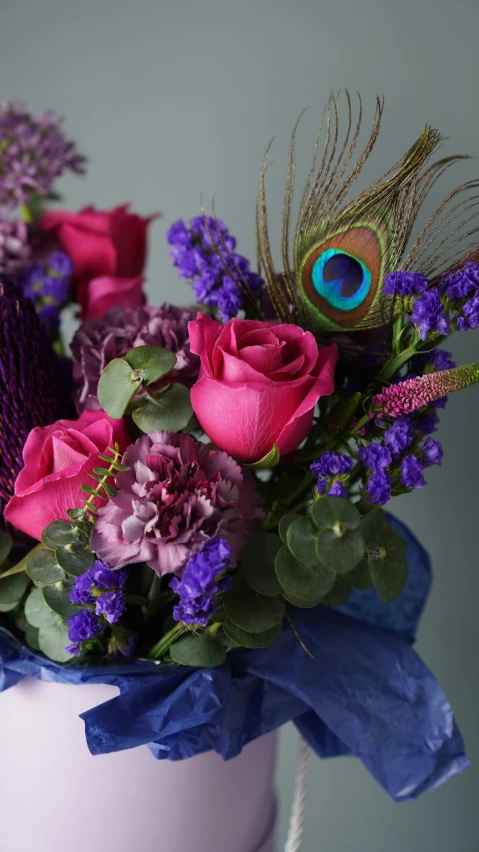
0 94 477 851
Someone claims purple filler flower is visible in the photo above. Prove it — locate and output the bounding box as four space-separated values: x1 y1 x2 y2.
327 481 348 498
311 452 353 478
170 537 232 626
366 470 392 506
90 431 264 577
383 417 414 458
71 304 200 412
66 610 103 644
95 591 126 624
422 437 443 467
69 572 95 604
401 455 426 489
358 444 392 471
383 270 428 296
410 291 450 341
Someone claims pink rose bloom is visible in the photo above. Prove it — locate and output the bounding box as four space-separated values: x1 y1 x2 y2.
90 431 264 576
4 410 130 541
188 314 338 463
40 204 159 319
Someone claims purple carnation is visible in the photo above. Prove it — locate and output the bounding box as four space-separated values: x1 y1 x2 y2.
90 431 264 577
95 591 126 624
401 455 426 489
383 270 428 296
358 444 392 471
71 304 200 412
383 417 414 458
422 437 443 467
366 470 392 506
0 101 86 208
410 291 450 341
170 537 232 626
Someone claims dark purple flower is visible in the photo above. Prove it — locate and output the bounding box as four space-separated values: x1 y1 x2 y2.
383 417 414 458
422 437 443 467
311 452 353 478
417 409 440 435
90 431 264 577
66 610 103 644
95 591 126 624
71 303 200 412
383 270 429 296
0 218 31 276
358 444 392 471
69 572 95 605
410 291 450 341
0 101 86 208
429 348 456 372
366 470 392 505
457 292 479 331
327 481 348 498
92 562 127 589
401 455 426 489
441 263 479 301
170 537 232 626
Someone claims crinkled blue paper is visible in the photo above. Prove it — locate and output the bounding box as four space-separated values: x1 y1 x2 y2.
0 515 469 801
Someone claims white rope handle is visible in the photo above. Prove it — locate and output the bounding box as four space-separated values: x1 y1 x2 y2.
284 736 311 852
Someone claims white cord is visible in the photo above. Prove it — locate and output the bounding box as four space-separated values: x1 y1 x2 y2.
284 736 311 852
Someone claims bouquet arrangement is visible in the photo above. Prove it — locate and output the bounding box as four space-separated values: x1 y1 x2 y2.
0 94 477 801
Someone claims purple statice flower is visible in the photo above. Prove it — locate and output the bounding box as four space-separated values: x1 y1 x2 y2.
71 303 200 412
428 348 456 372
327 481 348 498
401 455 426 489
69 572 95 605
410 291 450 341
358 444 392 471
383 417 414 458
95 591 126 624
441 262 479 301
66 610 103 645
0 101 86 208
90 431 264 577
167 216 264 321
0 218 31 276
170 538 232 627
457 292 479 331
92 562 128 589
19 249 73 333
311 452 353 478
366 470 392 506
383 270 429 296
422 437 443 467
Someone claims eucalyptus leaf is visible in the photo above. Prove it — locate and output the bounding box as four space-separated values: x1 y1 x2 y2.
169 632 226 667
275 546 336 601
240 533 282 596
42 584 77 617
56 547 95 576
25 625 40 651
321 576 352 607
0 530 12 565
312 496 361 532
224 576 286 633
222 617 281 649
278 513 301 545
98 358 141 419
345 557 373 590
27 549 65 586
316 527 365 574
132 383 193 433
38 623 74 663
42 520 80 549
0 572 29 611
247 444 280 470
286 517 320 565
0 543 47 579
24 588 60 628
124 345 177 385
368 530 408 601
282 592 322 609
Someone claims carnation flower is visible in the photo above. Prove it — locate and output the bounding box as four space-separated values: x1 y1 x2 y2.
90 431 264 576
71 304 200 412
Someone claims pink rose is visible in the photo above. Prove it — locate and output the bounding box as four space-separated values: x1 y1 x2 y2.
189 314 338 463
4 410 130 541
40 204 159 319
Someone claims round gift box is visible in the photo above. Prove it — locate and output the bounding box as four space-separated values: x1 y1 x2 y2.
0 678 277 852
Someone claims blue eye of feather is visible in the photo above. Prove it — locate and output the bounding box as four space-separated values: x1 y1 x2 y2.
311 248 371 311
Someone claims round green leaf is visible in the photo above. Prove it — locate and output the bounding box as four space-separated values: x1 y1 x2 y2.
38 623 74 663
345 557 373 590
132 383 193 433
368 529 408 601
24 588 60 627
321 576 352 607
224 576 286 633
169 633 226 667
360 508 387 545
287 517 320 565
56 547 95 576
275 545 336 601
0 571 29 611
317 527 365 574
124 345 177 385
42 520 80 549
222 617 282 649
25 625 40 651
0 531 12 565
278 513 301 545
98 358 141 419
42 584 77 617
27 549 65 586
240 533 282 596
282 592 322 609
312 496 361 532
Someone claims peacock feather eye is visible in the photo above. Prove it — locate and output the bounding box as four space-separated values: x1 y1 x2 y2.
301 225 386 330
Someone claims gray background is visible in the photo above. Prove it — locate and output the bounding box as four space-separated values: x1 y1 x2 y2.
1 0 478 849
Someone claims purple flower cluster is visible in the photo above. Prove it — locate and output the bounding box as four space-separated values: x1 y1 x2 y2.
71 304 200 412
383 270 429 296
170 538 232 627
310 452 353 497
357 444 393 506
0 218 30 276
166 216 263 322
19 250 72 333
441 262 479 331
410 291 450 340
0 101 86 208
66 561 127 656
383 417 414 457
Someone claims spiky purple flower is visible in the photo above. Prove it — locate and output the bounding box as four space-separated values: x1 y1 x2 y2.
373 364 479 418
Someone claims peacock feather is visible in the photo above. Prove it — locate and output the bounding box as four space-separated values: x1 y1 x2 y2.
255 91 479 334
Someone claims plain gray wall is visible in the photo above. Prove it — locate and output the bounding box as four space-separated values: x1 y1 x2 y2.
1 0 478 849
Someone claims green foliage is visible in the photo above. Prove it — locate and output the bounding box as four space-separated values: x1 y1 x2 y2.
0 572 29 612
286 516 320 565
132 383 193 433
321 576 352 606
0 531 12 566
312 497 365 574
275 546 335 601
360 509 408 601
42 583 77 618
278 513 301 545
240 533 282 596
24 588 60 628
247 444 280 470
97 358 141 419
169 632 226 667
27 549 65 586
56 547 95 577
124 345 177 385
222 617 282 649
282 592 322 608
38 623 74 662
42 520 81 549
224 575 286 633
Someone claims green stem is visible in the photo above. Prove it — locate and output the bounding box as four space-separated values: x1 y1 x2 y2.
148 622 187 660
378 347 417 382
